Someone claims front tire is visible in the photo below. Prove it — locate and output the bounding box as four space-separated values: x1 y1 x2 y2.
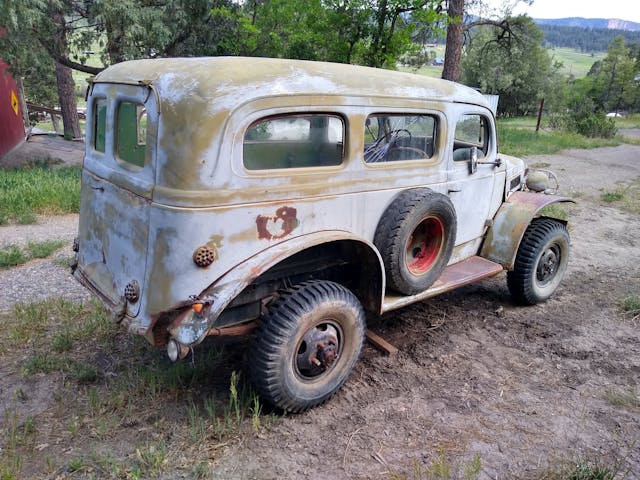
507 218 570 305
250 281 365 413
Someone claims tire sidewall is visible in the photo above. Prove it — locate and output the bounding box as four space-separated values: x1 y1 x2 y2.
279 300 363 403
529 230 570 302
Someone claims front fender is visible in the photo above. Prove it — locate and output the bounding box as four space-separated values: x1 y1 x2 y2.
168 231 385 346
481 191 574 269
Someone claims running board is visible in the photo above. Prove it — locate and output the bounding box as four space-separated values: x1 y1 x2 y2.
382 256 504 313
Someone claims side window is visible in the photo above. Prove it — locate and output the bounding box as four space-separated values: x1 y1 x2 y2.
244 114 344 170
116 101 146 168
364 114 436 163
453 114 489 161
93 98 106 153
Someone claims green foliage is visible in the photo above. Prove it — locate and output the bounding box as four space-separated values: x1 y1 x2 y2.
461 17 562 116
0 166 80 224
601 191 624 202
621 294 640 317
564 98 618 138
0 240 66 268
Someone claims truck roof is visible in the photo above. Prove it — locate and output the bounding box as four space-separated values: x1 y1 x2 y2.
93 57 489 110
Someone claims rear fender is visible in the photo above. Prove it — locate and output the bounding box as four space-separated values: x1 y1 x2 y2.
168 231 384 346
481 191 574 269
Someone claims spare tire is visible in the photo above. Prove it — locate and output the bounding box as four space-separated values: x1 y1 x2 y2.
374 189 457 295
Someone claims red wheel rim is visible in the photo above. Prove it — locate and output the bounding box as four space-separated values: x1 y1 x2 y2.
406 216 445 275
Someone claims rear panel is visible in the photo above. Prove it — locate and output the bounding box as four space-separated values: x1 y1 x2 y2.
74 83 158 321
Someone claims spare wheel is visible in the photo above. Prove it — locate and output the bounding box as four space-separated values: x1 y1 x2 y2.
374 188 457 295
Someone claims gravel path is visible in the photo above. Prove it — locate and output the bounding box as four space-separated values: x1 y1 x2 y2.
0 214 91 313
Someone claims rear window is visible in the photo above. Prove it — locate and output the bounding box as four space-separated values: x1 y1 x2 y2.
116 101 147 168
93 98 106 153
364 114 436 163
243 114 344 170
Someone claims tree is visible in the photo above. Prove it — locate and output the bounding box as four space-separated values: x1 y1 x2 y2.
0 0 90 138
460 16 560 116
588 36 639 113
441 0 533 82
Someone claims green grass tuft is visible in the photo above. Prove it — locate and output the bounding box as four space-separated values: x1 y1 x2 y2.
0 240 67 268
0 166 81 224
601 191 624 203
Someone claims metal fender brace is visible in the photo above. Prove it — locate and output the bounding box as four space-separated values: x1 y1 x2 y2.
480 191 575 270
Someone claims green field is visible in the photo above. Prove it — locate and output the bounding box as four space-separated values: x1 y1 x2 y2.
543 47 604 78
401 45 602 80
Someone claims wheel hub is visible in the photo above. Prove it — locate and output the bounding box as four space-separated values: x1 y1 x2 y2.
296 323 340 379
537 246 559 284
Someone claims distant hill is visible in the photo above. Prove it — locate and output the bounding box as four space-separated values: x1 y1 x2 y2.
535 20 640 52
535 17 640 32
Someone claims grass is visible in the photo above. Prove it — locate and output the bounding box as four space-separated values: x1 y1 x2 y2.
598 178 640 214
0 297 279 478
621 294 640 322
389 452 482 480
548 47 606 79
0 240 66 268
497 122 622 157
0 165 81 225
606 388 640 410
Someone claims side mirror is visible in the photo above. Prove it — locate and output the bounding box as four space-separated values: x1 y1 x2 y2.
468 146 478 174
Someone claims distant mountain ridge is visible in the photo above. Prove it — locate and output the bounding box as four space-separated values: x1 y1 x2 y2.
535 17 640 32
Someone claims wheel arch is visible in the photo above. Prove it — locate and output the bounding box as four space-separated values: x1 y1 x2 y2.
167 231 385 346
481 191 574 270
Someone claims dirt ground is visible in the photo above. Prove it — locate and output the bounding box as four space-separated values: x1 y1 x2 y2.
1 144 639 479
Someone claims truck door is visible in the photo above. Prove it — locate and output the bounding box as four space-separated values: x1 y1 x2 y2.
447 111 503 245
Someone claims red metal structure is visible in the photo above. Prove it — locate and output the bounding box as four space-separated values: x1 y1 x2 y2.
0 59 25 158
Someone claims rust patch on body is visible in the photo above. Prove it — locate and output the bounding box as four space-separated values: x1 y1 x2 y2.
256 206 299 240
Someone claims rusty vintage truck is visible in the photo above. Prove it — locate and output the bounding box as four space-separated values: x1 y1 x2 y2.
73 57 572 412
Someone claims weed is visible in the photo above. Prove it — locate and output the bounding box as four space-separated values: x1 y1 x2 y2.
389 451 481 480
52 328 74 352
135 440 167 477
229 370 241 424
601 191 624 202
192 461 211 479
251 393 262 432
187 402 208 442
0 166 81 224
53 254 75 268
87 387 101 417
530 162 551 168
622 294 640 320
606 388 640 409
538 461 618 480
2 409 36 451
68 458 85 472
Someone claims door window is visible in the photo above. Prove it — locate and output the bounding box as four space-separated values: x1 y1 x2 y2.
453 114 489 161
364 114 436 163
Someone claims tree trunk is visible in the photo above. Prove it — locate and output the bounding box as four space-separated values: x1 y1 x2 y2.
442 0 464 82
55 61 81 139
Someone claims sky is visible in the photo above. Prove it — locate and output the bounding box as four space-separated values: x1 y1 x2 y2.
481 0 640 24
